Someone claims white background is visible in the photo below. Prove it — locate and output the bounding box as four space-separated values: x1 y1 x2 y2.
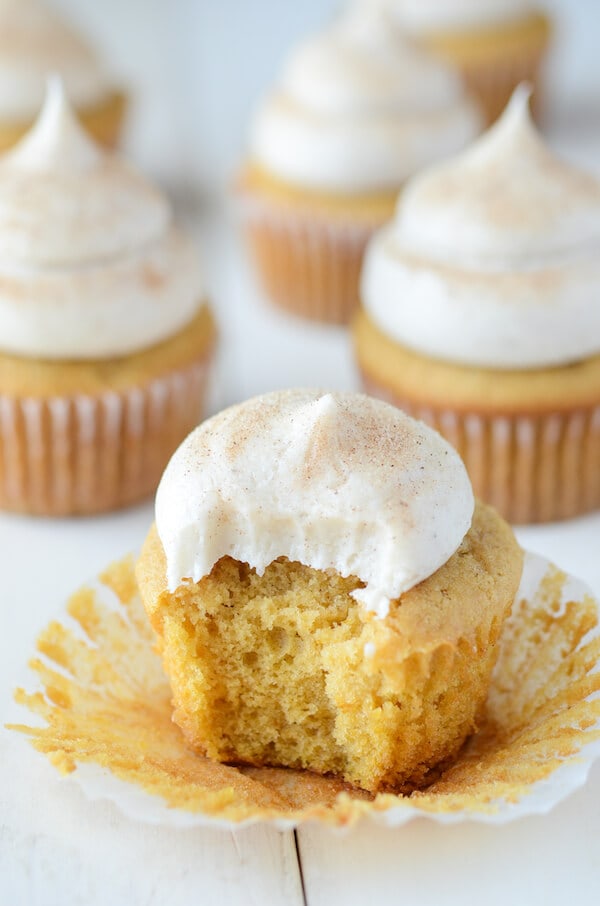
2 1 600 904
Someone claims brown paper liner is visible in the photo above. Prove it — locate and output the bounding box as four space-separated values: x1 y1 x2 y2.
239 194 386 325
0 91 127 152
8 555 600 827
362 373 600 525
0 357 211 516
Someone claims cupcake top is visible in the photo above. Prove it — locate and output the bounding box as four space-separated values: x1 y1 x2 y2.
155 389 474 618
249 2 480 194
362 87 600 370
0 0 115 122
0 79 203 361
374 0 535 33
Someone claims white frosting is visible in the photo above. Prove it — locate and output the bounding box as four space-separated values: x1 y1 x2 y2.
249 3 480 193
0 79 203 360
155 389 474 618
362 88 600 370
377 0 534 33
0 0 114 121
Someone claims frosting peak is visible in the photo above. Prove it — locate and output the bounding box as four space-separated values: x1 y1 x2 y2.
6 74 101 172
396 86 600 264
0 81 203 361
0 79 169 268
155 390 475 617
362 87 600 369
249 3 480 193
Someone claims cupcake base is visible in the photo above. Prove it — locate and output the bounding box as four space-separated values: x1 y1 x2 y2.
0 305 216 516
0 90 127 152
137 503 522 793
353 309 600 525
237 165 397 324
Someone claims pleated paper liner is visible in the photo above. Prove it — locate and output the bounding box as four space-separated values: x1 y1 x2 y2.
361 375 600 526
8 550 600 829
238 192 389 325
0 358 212 516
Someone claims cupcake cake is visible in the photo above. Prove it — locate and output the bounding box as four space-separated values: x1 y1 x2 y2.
0 80 216 516
378 0 552 125
136 389 523 793
353 88 600 525
237 2 481 324
0 0 126 150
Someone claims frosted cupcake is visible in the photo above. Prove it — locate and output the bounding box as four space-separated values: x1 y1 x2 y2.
0 0 126 150
378 0 552 125
237 2 480 324
0 81 215 516
136 389 523 793
353 88 600 524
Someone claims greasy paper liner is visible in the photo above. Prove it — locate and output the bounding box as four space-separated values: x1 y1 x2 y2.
0 91 127 153
456 46 547 126
362 375 600 525
8 551 600 830
238 192 386 325
0 357 211 516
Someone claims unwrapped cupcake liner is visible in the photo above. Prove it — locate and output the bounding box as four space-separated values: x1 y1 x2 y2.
0 358 211 516
362 375 600 525
8 550 600 830
238 192 386 324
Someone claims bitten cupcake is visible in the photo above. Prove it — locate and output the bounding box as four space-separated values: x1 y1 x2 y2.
136 389 523 794
378 0 552 125
237 2 480 324
353 88 600 525
0 80 216 516
0 0 126 150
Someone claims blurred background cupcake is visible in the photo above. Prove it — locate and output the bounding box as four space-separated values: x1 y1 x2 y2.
370 0 553 125
353 88 600 525
0 0 126 150
236 1 481 325
0 80 216 516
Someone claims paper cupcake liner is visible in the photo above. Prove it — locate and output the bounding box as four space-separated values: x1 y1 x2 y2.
362 374 600 525
456 46 547 125
0 357 211 516
239 193 386 324
8 551 600 829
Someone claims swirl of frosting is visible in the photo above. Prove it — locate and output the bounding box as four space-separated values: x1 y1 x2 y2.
362 87 600 370
155 389 474 618
0 79 203 361
0 0 114 121
249 2 480 193
378 0 534 33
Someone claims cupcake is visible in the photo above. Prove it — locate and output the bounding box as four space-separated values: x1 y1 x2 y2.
0 80 216 516
237 2 481 324
0 0 126 150
353 88 600 525
378 0 552 125
136 389 523 793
